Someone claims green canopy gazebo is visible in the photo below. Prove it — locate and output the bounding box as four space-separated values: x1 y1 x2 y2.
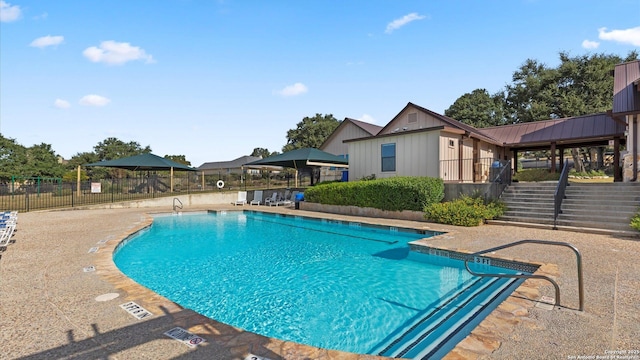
246 148 348 187
84 153 196 192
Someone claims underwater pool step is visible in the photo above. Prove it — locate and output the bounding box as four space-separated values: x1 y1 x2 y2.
374 276 521 359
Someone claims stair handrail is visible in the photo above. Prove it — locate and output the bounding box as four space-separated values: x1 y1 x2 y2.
173 197 183 212
553 159 571 229
463 239 584 311
483 159 512 201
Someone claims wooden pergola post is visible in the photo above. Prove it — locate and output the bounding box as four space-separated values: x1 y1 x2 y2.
550 142 557 173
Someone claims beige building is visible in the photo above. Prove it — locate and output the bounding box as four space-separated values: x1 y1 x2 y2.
345 103 506 182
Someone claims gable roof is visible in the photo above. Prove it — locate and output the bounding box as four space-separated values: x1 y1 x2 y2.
478 112 626 149
198 155 262 170
612 60 640 116
319 118 383 149
377 102 503 145
347 118 383 136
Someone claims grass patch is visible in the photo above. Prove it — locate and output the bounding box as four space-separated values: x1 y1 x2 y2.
513 168 560 182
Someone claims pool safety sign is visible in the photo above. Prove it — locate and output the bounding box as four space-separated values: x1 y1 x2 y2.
164 327 206 348
119 301 153 320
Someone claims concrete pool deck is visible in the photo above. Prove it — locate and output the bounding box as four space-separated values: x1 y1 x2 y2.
0 206 638 360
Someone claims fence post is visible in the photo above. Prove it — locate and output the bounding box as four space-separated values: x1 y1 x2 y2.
25 191 29 212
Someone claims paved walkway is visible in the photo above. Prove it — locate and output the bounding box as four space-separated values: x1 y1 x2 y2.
0 206 638 359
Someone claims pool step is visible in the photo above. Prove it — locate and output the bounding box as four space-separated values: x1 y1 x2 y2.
372 275 521 359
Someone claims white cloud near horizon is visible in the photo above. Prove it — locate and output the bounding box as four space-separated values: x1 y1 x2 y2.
598 26 640 46
83 40 154 65
79 94 111 107
275 82 308 97
0 0 21 22
385 12 426 34
54 99 71 109
581 39 600 49
30 35 64 48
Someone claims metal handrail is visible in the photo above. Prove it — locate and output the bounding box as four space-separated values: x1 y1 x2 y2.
463 239 584 311
172 197 183 212
554 159 570 229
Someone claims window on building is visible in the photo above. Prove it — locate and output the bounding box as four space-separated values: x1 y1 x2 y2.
381 143 396 172
408 113 418 123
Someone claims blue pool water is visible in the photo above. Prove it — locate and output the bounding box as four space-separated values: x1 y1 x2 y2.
114 211 528 358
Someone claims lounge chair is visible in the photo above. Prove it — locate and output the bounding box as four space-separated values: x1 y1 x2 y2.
265 192 280 206
250 190 263 205
234 191 247 206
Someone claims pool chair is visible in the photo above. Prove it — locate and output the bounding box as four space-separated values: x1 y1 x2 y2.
0 222 16 248
234 191 247 206
265 192 280 206
250 190 263 206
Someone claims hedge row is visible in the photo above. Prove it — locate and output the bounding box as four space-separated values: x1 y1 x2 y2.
303 176 444 212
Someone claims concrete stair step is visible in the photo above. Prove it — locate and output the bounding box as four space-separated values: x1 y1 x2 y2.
554 219 634 231
498 215 555 225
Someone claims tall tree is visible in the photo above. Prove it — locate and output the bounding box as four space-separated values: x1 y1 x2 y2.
0 134 28 181
93 137 152 161
444 89 505 128
283 114 341 152
24 143 66 178
503 51 639 123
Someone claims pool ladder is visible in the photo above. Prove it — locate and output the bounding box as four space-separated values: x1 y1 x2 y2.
173 198 183 214
463 239 584 311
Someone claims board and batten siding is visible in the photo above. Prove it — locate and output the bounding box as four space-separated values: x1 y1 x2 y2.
348 131 440 180
378 109 448 135
321 122 372 156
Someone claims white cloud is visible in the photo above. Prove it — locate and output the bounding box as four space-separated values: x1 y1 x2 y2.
0 1 21 22
357 114 378 124
598 26 640 46
54 99 71 109
79 94 111 107
83 40 154 65
385 12 426 34
581 39 600 49
30 35 64 48
275 82 308 97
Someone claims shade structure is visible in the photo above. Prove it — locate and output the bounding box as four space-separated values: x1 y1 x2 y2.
245 148 348 169
84 153 196 171
245 148 348 187
84 153 196 193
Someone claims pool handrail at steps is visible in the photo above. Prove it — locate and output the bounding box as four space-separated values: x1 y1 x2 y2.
463 239 584 311
172 197 183 213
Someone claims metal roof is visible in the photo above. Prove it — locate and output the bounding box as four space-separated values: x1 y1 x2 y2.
479 112 626 149
613 60 640 115
345 118 383 136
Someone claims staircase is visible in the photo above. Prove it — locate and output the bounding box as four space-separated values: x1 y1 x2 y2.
494 182 640 234
556 183 640 232
497 182 557 225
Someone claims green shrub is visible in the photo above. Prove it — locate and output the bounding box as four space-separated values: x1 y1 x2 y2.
631 211 640 231
303 176 444 211
424 195 506 227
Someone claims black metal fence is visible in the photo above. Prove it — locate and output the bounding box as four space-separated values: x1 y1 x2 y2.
0 172 309 212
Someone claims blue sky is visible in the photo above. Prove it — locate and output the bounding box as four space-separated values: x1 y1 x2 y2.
1 0 639 167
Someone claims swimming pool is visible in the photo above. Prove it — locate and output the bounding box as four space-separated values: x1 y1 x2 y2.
114 211 532 359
